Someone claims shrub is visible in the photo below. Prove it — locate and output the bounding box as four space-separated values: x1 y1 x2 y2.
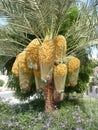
0 79 4 86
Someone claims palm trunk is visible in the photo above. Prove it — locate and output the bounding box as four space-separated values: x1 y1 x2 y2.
43 81 55 112
43 79 65 112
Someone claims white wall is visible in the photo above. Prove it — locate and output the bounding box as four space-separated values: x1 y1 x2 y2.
86 85 98 98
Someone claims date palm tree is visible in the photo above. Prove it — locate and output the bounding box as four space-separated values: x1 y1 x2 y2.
0 0 98 112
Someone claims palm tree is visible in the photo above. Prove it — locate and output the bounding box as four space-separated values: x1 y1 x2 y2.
0 0 98 112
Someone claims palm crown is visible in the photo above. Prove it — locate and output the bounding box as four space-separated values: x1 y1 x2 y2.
0 0 98 58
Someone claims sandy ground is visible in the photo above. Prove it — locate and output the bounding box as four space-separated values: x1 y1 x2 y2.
0 89 21 104
0 87 37 104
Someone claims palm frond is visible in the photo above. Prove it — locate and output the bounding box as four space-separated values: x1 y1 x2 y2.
0 0 98 58
64 0 98 56
0 0 73 38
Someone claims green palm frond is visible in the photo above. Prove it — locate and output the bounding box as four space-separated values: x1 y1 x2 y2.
0 0 73 38
64 1 98 57
0 0 98 58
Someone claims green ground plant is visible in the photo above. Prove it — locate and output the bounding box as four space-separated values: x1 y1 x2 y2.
0 97 98 130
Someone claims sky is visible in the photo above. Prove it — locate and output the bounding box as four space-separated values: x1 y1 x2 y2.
0 17 8 26
91 47 98 60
